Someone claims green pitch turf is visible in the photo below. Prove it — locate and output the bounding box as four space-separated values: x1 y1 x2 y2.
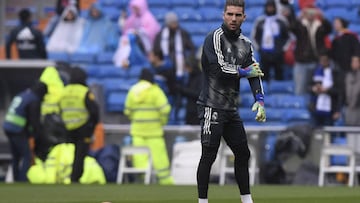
0 183 359 203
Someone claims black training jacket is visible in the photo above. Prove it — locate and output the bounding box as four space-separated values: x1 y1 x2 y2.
197 23 264 111
6 23 47 59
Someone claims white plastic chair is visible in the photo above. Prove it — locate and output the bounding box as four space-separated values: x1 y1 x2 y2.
219 144 257 186
170 140 202 185
117 146 152 185
5 165 13 183
318 145 356 187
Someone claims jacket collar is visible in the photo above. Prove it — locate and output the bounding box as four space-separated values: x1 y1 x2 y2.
221 23 241 40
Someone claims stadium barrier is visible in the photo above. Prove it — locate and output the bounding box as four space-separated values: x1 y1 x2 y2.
104 124 360 186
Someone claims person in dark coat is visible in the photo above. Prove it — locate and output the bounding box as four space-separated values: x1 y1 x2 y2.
6 8 47 59
252 0 290 81
286 5 332 95
2 81 48 182
177 56 203 125
59 67 99 183
330 17 360 74
153 12 196 81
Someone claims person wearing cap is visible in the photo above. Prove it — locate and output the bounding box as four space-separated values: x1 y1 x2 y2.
59 67 99 183
153 11 196 81
3 81 48 182
124 68 174 185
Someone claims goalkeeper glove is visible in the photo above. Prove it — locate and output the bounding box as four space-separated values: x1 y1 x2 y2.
238 63 264 78
251 93 266 122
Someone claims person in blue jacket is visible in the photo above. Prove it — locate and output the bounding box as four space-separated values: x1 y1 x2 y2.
76 2 119 53
2 81 48 182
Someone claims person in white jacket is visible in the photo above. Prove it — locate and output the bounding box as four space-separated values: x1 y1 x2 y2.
46 5 85 53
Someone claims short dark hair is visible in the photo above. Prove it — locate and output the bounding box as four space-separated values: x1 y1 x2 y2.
18 8 31 23
336 17 349 29
152 48 164 61
224 0 245 12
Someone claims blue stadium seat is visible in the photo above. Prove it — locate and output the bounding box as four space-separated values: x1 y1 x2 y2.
198 0 223 8
181 22 209 35
127 65 144 78
96 52 115 64
98 0 125 8
199 7 223 21
106 91 127 112
315 0 326 8
238 108 256 122
239 93 254 107
43 6 55 16
150 7 169 22
69 52 96 64
265 108 284 123
245 7 264 23
207 21 222 31
173 7 202 22
47 52 69 62
87 77 102 86
103 78 132 95
323 7 351 23
192 34 205 48
176 107 187 125
320 0 351 8
5 19 19 27
98 66 128 78
102 6 121 22
350 0 360 7
284 109 311 124
268 80 294 94
349 23 360 35
241 21 253 37
272 94 308 109
247 0 267 8
148 0 170 8
347 8 360 24
82 64 99 77
240 78 252 93
264 94 277 108
171 0 198 8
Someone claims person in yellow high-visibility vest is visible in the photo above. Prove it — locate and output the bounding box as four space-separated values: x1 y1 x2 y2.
36 65 66 161
124 68 174 185
39 65 65 115
59 67 99 183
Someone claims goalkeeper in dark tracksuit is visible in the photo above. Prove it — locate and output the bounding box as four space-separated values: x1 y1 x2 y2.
196 1 266 203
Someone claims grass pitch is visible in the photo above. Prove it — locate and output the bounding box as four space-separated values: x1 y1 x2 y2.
0 183 359 203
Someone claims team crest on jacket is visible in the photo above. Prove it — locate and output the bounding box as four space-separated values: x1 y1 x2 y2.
212 112 218 121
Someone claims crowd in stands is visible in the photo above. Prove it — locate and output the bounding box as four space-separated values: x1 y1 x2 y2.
5 0 360 127
3 0 360 184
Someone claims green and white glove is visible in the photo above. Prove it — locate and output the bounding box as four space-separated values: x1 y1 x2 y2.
251 93 266 122
238 63 264 78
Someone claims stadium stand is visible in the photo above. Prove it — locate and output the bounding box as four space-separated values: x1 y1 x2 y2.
13 0 345 127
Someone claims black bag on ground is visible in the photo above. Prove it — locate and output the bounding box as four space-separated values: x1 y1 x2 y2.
292 161 319 185
275 124 314 159
260 159 287 184
35 113 67 161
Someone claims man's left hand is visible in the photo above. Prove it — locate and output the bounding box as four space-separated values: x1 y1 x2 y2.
251 93 266 122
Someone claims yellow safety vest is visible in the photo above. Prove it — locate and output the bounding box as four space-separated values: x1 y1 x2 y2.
40 66 64 115
124 80 171 137
60 84 89 130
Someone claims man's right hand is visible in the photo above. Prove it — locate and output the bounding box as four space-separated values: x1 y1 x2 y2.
238 63 264 78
